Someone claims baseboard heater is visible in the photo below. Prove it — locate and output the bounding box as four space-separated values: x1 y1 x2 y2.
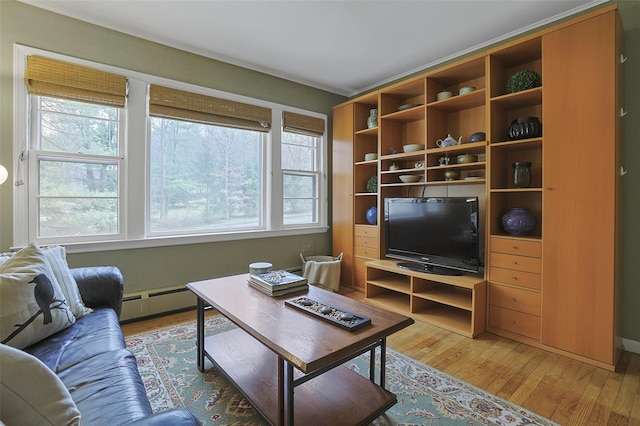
120 285 197 322
120 267 305 322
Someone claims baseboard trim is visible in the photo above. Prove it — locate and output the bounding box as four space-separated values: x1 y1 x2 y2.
622 338 640 355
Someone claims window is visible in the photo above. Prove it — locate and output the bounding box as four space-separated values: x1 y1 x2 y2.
149 118 264 234
13 47 327 250
32 97 123 240
281 112 325 226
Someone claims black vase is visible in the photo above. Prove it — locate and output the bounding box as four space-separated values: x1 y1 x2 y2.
508 117 542 141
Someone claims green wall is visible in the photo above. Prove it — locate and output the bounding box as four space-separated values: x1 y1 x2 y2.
0 0 346 292
1 1 638 344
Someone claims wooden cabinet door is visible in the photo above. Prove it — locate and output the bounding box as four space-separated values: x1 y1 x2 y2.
332 103 355 287
541 11 618 365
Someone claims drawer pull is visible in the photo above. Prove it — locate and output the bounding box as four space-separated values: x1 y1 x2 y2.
512 298 517 302
512 276 519 281
512 245 519 250
513 261 519 265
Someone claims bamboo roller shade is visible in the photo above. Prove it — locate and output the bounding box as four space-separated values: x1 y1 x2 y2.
283 111 325 136
149 85 272 132
24 56 127 108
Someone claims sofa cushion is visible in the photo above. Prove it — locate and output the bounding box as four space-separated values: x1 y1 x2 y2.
0 343 81 426
26 308 154 425
42 246 93 318
0 243 75 349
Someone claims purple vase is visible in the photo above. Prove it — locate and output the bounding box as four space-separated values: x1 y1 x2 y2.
502 208 536 236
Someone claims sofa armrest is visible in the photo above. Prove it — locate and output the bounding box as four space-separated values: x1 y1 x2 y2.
71 266 124 317
127 408 203 426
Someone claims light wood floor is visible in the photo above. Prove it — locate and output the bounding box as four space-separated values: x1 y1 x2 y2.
122 291 640 426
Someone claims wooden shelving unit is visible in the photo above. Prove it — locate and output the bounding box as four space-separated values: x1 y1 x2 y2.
333 4 622 369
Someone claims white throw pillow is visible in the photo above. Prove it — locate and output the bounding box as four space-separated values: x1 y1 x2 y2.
0 243 76 349
42 246 93 318
0 343 81 426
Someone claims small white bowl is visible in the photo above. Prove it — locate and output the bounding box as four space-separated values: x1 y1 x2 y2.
399 175 422 183
364 152 377 161
402 144 425 153
459 86 476 95
249 262 272 274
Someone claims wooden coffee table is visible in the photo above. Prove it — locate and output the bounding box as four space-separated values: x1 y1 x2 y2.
187 273 414 426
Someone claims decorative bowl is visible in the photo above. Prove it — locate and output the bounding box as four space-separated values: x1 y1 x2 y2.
459 86 476 95
364 152 377 161
402 144 425 153
468 132 486 143
437 91 453 101
457 154 477 164
399 175 422 183
444 170 461 181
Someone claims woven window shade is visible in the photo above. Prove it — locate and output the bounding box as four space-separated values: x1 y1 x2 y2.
24 56 127 108
149 85 272 132
283 111 325 136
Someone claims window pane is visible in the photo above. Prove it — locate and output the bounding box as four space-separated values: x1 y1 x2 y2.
284 199 316 225
39 97 119 156
282 132 316 171
39 160 118 196
150 118 263 233
39 198 118 237
283 173 316 225
283 173 316 198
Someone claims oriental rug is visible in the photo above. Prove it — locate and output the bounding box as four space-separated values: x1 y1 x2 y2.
125 315 556 426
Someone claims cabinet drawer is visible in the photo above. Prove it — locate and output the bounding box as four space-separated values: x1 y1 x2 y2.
489 267 541 290
354 235 378 248
489 305 540 340
354 245 379 258
489 283 540 315
489 253 541 274
490 237 542 258
354 225 378 238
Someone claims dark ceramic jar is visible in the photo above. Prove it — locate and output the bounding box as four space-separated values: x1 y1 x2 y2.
513 162 532 188
508 117 542 141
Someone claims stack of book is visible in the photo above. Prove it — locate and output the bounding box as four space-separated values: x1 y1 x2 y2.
248 270 308 297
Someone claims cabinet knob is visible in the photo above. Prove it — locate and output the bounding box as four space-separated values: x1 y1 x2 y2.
512 245 519 250
512 276 519 281
546 186 554 190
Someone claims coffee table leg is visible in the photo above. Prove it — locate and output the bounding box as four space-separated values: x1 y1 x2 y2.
369 347 375 382
380 338 387 389
196 297 205 372
284 361 294 425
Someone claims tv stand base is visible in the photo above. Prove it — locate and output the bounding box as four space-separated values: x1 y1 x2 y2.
396 262 462 276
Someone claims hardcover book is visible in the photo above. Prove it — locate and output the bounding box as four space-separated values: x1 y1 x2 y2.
249 270 307 289
247 279 308 297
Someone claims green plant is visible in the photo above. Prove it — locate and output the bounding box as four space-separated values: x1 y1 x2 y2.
366 176 377 193
506 70 542 94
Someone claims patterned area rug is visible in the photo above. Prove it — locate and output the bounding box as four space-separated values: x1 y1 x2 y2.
125 315 556 425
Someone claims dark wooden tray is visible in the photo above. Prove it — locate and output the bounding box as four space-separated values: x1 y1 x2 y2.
285 297 371 331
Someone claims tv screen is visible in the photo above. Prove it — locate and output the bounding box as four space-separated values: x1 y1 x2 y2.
384 197 480 275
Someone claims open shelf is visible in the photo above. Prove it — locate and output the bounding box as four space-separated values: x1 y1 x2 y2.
365 260 486 337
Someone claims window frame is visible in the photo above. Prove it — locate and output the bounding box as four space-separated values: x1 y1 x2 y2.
12 45 328 253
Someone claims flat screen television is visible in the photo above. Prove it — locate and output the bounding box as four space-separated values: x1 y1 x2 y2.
384 197 480 275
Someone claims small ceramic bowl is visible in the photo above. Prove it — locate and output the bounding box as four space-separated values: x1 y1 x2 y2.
459 86 476 95
444 170 461 181
364 152 377 161
457 154 478 164
402 144 425 153
249 262 272 274
468 132 486 143
437 91 453 101
399 175 422 183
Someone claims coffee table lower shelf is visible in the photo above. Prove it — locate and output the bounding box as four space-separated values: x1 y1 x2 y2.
205 328 397 426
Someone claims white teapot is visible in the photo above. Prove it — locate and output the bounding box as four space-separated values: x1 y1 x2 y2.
436 134 462 148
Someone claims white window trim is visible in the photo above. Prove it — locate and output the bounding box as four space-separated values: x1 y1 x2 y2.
12 44 328 254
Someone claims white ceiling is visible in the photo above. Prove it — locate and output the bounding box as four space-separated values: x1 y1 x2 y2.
20 0 606 96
